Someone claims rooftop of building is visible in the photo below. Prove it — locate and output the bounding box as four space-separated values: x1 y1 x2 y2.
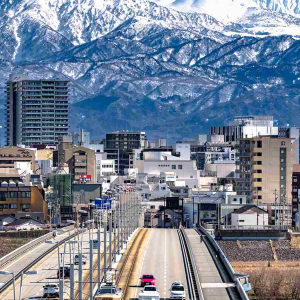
0 168 21 178
106 131 146 135
0 214 16 221
231 204 268 214
234 116 273 121
4 217 43 226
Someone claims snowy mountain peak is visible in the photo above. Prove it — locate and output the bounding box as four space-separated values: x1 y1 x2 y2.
152 0 300 21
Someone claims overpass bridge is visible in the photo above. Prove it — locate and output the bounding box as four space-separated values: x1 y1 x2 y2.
0 226 251 300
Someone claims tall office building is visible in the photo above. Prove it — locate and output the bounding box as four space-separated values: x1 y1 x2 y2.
5 74 69 146
105 131 146 175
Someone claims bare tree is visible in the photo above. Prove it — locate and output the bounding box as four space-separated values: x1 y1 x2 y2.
283 271 300 300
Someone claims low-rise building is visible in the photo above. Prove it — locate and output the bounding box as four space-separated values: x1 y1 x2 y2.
0 146 35 171
0 184 48 222
230 205 268 226
64 146 96 183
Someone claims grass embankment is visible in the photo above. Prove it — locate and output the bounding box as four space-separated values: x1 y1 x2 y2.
0 237 35 258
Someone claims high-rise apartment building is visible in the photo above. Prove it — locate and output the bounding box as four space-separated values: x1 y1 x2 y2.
5 74 69 146
236 136 294 204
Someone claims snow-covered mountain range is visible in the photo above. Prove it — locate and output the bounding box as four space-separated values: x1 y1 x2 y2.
0 0 299 141
153 0 300 21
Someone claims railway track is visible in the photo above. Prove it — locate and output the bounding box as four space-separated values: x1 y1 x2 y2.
116 229 148 300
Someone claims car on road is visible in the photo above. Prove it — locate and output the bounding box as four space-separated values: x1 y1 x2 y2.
140 274 155 287
170 281 186 299
139 285 160 300
57 266 70 278
74 254 87 265
43 283 59 298
94 283 122 300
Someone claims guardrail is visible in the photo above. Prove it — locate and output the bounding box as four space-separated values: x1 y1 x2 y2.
220 225 288 231
0 227 83 295
0 225 74 269
178 226 204 300
196 226 250 300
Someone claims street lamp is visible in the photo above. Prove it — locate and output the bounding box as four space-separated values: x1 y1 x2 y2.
0 270 16 300
19 270 38 300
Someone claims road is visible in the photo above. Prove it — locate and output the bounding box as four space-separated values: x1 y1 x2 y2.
126 229 189 300
0 229 75 287
1 228 108 300
185 229 231 300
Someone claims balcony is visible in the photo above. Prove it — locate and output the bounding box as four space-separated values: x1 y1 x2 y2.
252 165 262 171
252 147 262 154
252 173 262 179
252 182 262 188
252 156 262 162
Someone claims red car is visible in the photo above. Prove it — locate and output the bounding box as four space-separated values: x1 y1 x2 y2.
140 274 155 287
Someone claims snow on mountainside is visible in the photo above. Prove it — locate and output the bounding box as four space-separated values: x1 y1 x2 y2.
153 0 300 21
0 0 299 142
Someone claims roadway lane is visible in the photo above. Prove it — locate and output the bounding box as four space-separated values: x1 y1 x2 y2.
127 229 189 300
0 228 76 287
1 229 107 300
185 229 231 300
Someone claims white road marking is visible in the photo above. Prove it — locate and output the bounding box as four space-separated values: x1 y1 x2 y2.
134 229 152 299
201 283 236 288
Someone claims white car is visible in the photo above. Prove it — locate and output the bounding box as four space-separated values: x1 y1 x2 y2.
43 283 59 298
75 254 87 265
139 285 160 300
170 281 186 299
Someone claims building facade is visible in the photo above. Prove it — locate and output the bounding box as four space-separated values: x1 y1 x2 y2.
105 131 146 175
5 74 69 146
0 146 35 171
0 184 47 222
292 164 300 228
210 116 278 143
64 146 96 183
236 137 294 204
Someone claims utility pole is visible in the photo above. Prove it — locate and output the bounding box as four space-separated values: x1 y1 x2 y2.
78 254 83 300
89 240 93 300
256 187 259 228
273 189 279 226
109 211 112 267
104 220 107 282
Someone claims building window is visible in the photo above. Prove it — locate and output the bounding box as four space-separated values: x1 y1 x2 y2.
21 204 30 209
9 204 17 209
281 176 284 180
281 141 285 146
190 176 193 178
281 159 285 163
294 178 297 182
172 165 176 169
178 165 183 170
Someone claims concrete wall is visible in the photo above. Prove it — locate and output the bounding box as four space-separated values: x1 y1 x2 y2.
73 184 102 203
204 163 235 178
231 213 269 226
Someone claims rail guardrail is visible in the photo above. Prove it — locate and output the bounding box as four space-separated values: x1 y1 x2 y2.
178 226 204 300
0 227 83 296
196 226 250 300
0 225 74 269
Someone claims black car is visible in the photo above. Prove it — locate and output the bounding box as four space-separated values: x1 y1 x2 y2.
57 266 70 278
